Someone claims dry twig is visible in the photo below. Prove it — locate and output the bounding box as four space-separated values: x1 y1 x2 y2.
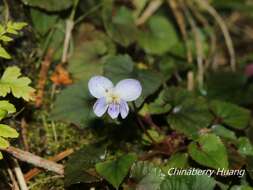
35 48 54 107
135 0 163 26
5 159 20 190
11 159 28 190
2 146 64 175
61 20 74 63
195 0 236 71
24 149 73 181
168 0 192 63
20 118 29 151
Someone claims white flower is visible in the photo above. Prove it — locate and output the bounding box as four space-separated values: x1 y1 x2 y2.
88 76 142 119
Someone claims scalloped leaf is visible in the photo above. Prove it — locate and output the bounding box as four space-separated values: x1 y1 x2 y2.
210 100 250 129
188 134 228 169
130 161 165 190
0 66 35 101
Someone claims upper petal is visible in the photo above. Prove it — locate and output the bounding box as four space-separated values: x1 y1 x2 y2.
115 79 142 101
108 103 120 119
88 76 114 98
120 100 129 119
93 97 108 117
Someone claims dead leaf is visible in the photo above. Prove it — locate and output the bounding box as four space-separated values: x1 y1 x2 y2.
50 64 73 86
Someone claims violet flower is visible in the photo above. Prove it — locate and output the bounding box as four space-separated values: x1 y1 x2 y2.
88 76 142 119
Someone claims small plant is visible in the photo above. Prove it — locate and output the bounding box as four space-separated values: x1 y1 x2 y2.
0 21 27 59
0 21 34 159
0 66 35 159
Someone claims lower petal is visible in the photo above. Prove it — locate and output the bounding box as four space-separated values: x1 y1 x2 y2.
108 103 120 119
120 100 129 119
93 98 108 117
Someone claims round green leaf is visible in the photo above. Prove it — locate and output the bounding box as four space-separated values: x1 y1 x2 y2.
166 88 212 139
95 153 137 189
188 134 228 169
50 81 96 128
237 137 253 156
130 161 165 190
160 175 216 190
65 143 106 187
210 100 250 129
103 3 138 47
138 15 178 55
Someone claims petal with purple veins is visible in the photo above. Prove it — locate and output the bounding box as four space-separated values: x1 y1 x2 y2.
108 103 120 119
115 79 142 102
120 100 129 119
88 76 114 98
93 97 108 117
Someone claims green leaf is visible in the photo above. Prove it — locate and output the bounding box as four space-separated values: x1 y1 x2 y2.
0 152 3 159
96 153 137 189
0 101 16 120
0 101 16 114
68 24 114 81
210 100 250 129
0 66 35 101
30 8 58 36
51 81 95 128
0 136 10 149
0 46 11 59
188 134 229 169
69 41 107 81
246 156 253 180
65 143 106 187
43 20 65 61
0 110 7 121
211 124 237 140
138 15 178 55
230 185 253 190
130 161 165 190
104 55 134 83
237 137 253 156
135 70 163 107
163 153 188 172
0 35 13 42
69 41 104 80
160 175 216 190
205 71 252 104
166 88 212 139
160 175 188 190
142 128 165 145
148 90 172 115
103 3 137 47
21 0 74 11
0 24 4 34
0 124 19 138
6 22 27 35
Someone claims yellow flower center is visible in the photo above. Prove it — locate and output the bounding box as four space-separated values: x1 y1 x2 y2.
105 90 121 104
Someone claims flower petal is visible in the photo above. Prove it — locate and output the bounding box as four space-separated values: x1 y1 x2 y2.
120 100 129 119
108 103 120 119
93 98 108 117
115 79 142 101
88 76 114 98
